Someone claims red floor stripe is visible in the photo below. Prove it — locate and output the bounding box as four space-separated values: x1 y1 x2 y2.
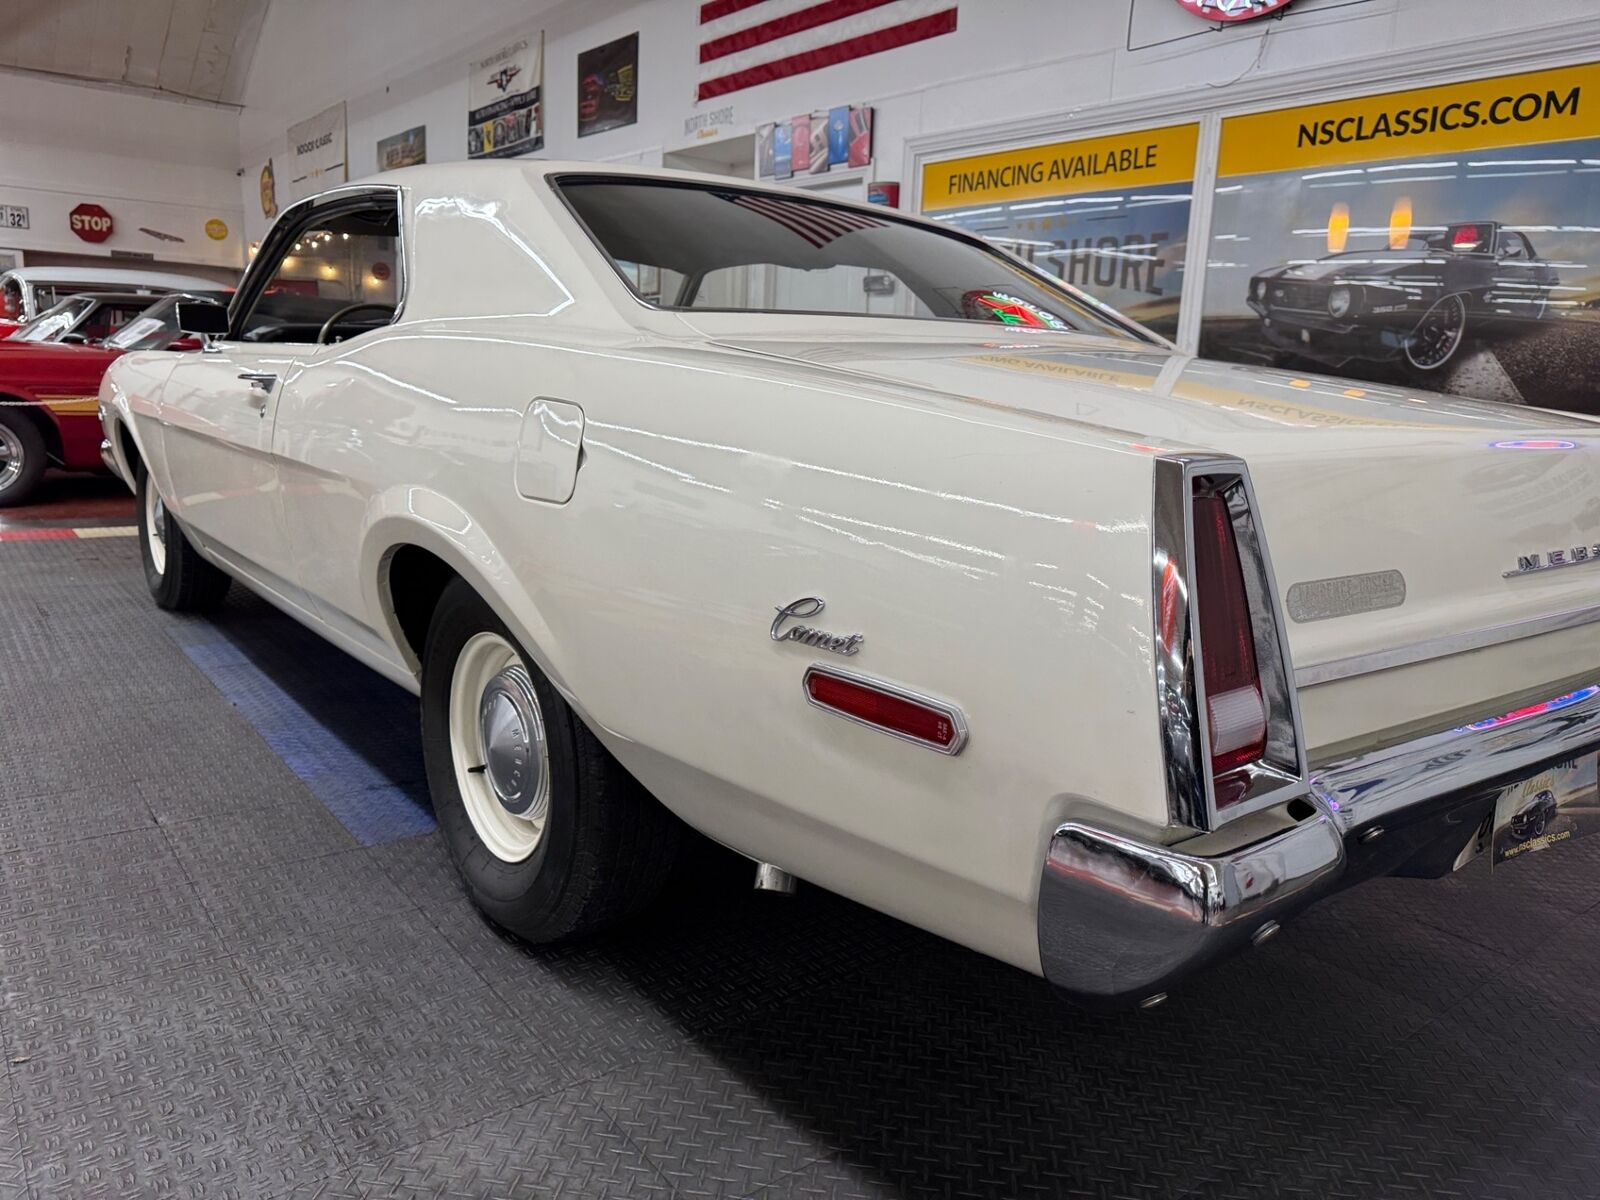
0 528 77 541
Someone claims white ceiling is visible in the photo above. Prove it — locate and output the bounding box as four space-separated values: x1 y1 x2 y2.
0 0 268 105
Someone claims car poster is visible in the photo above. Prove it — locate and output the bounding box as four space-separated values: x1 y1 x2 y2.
376 125 426 171
468 33 544 159
756 106 873 181
577 33 638 137
920 123 1199 339
1203 62 1600 413
1491 753 1600 866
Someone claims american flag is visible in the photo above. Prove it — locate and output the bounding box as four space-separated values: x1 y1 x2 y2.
727 192 888 248
697 0 959 102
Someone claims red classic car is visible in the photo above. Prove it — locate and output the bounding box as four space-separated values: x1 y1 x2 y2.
0 293 223 506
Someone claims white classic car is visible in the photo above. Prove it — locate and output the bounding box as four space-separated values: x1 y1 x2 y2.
100 163 1600 1008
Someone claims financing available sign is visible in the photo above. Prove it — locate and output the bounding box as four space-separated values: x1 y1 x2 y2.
286 103 348 203
921 123 1199 211
469 33 544 159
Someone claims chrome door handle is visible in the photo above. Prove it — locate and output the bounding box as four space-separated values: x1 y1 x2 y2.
238 371 277 391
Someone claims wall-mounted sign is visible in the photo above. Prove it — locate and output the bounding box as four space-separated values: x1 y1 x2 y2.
758 106 872 179
922 123 1199 339
377 125 427 171
1175 0 1292 21
867 182 900 207
578 32 638 138
286 103 348 203
205 218 229 241
469 33 544 159
0 205 28 231
684 105 734 141
371 261 392 282
1202 61 1600 413
69 203 113 243
259 160 278 220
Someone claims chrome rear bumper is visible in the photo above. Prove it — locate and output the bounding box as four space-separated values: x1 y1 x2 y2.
1039 683 1600 1006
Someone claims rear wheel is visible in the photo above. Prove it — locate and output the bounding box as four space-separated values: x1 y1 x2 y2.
0 409 47 507
137 466 231 611
421 579 684 943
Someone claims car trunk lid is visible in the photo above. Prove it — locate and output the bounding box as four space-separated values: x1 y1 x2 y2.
702 325 1600 754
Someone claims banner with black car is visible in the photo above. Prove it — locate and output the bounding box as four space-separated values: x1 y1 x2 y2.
1202 62 1600 414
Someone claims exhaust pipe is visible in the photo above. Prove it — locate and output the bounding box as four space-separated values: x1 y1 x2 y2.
753 862 796 894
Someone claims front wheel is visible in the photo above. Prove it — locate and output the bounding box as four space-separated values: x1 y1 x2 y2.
420 579 684 943
137 466 231 611
1405 293 1469 372
0 409 47 507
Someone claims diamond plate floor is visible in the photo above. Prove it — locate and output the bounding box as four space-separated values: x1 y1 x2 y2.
2 535 1599 1199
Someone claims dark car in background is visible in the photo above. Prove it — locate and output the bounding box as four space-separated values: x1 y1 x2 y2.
1510 789 1560 841
1247 221 1560 372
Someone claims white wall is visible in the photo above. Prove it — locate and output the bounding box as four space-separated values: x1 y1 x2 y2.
0 70 245 270
237 0 1600 246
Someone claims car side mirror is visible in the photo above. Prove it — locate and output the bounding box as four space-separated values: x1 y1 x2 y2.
176 301 228 337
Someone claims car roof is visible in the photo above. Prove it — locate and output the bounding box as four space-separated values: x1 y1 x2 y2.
0 266 223 290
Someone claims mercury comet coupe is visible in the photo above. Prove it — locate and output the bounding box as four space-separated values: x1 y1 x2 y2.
100 164 1600 1007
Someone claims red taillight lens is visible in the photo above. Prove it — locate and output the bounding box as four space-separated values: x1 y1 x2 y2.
805 669 963 753
1192 492 1266 790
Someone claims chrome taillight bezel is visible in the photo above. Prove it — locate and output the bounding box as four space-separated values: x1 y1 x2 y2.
1152 454 1308 831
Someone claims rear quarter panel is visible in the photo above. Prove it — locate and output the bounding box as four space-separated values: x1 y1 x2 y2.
325 321 1167 974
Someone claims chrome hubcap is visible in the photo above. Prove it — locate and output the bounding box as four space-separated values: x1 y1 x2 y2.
478 666 547 819
449 632 550 862
0 424 22 492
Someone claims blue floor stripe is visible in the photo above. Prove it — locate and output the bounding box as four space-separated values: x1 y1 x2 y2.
174 619 436 846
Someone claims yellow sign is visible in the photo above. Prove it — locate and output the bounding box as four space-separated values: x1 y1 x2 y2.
1219 61 1600 177
205 218 229 241
922 123 1199 212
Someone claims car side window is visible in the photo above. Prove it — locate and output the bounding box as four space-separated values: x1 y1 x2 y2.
235 197 402 344
1499 232 1531 260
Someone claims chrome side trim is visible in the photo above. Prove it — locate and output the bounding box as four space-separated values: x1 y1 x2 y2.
1151 454 1308 831
1295 602 1600 687
1039 678 1600 1005
801 663 968 756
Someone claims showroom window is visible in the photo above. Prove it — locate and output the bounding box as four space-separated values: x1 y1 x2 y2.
920 124 1199 339
1201 61 1600 411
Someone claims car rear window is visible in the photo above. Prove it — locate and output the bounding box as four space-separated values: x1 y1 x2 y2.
556 178 1145 339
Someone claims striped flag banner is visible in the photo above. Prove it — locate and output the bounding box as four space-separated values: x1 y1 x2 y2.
698 0 958 101
727 192 888 247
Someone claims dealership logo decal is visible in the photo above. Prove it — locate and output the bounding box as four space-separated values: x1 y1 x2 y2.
486 63 522 93
1175 0 1292 21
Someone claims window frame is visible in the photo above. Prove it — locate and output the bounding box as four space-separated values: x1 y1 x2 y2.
547 172 1158 343
228 184 407 346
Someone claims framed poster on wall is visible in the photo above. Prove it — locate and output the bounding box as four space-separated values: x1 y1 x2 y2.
469 33 544 159
1203 62 1600 410
921 123 1199 338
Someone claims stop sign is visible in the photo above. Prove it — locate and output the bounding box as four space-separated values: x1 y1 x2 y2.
69 203 114 243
